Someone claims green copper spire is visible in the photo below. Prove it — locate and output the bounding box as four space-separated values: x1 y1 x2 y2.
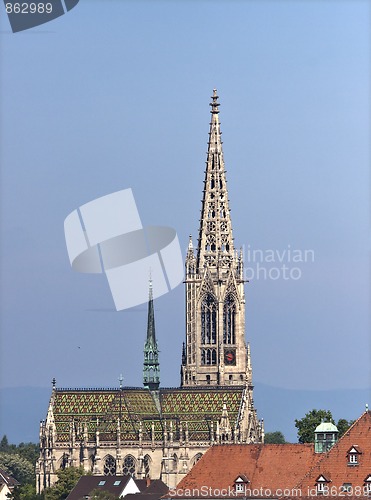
143 279 160 390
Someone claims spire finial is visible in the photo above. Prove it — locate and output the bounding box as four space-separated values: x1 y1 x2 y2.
119 373 123 389
210 89 220 114
188 234 193 250
52 377 56 389
149 268 153 297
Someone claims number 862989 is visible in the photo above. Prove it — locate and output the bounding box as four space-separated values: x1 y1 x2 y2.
6 3 53 14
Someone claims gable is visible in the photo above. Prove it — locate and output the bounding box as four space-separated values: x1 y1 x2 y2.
234 475 249 484
121 477 140 497
347 446 361 455
316 475 329 483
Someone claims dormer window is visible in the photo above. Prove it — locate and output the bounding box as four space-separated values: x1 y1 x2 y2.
347 446 361 466
316 475 330 495
234 475 249 494
235 483 244 493
364 475 371 495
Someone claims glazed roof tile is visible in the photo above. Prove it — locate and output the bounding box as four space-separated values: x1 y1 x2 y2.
50 386 245 443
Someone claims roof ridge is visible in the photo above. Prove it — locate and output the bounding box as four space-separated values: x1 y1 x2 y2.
55 386 246 392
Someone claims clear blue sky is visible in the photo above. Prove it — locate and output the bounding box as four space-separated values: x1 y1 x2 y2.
0 0 370 436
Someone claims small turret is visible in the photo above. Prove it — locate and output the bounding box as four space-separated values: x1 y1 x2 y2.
314 420 338 453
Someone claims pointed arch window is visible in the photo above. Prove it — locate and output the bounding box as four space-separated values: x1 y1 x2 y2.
123 455 136 476
103 455 116 476
201 294 217 345
223 295 236 344
143 454 151 477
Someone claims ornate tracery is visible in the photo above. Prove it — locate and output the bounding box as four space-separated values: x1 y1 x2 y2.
103 455 116 476
123 454 136 476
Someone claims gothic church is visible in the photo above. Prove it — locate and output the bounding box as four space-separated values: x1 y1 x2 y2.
36 91 263 493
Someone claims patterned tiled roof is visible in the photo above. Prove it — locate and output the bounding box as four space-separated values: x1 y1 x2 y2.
51 386 244 443
53 389 160 442
161 387 244 441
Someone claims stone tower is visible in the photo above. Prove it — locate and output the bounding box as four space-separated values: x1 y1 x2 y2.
143 279 160 390
182 89 251 387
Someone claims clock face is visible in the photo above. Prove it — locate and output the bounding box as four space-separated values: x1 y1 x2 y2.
224 349 236 366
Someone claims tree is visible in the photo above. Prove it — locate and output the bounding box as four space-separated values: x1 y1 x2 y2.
336 418 354 438
1 435 10 450
0 437 39 487
16 443 39 465
295 409 354 444
0 452 35 484
6 483 44 500
295 409 334 443
264 431 286 444
43 466 85 500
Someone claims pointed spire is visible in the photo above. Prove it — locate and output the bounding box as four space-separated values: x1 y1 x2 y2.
143 278 160 390
147 277 156 343
219 401 232 441
210 89 220 114
188 235 193 251
186 234 196 276
197 89 234 271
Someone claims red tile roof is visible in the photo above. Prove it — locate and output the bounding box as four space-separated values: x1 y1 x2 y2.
174 443 319 496
296 411 371 491
172 411 371 499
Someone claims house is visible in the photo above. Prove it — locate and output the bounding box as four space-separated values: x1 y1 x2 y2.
0 468 19 500
296 409 371 496
67 475 167 500
168 409 371 498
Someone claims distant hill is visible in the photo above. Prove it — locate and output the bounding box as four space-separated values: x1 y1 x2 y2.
0 384 369 444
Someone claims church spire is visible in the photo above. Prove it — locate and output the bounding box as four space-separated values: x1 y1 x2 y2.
182 90 249 388
143 278 160 391
197 89 234 271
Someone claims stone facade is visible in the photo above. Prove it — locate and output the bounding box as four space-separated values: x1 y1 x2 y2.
36 90 263 494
